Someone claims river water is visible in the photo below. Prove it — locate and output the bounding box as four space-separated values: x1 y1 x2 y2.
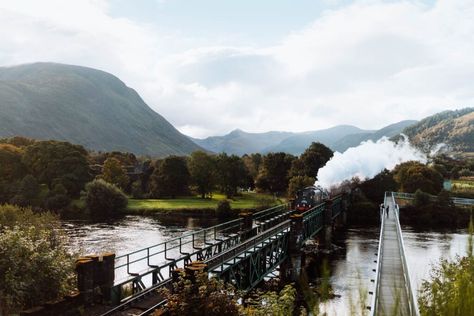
62 215 470 315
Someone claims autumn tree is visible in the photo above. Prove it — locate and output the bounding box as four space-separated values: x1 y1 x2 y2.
393 161 443 194
101 157 129 190
188 151 216 198
150 156 190 198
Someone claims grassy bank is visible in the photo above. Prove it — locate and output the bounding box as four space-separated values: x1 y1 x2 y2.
126 192 285 214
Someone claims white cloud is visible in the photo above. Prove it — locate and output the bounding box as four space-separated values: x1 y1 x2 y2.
1 0 474 138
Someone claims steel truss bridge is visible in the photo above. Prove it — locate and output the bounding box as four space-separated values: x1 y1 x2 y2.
99 195 346 316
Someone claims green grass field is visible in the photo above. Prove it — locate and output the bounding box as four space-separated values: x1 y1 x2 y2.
452 179 474 191
127 192 284 212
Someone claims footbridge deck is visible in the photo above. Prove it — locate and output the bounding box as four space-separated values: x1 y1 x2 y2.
370 192 418 316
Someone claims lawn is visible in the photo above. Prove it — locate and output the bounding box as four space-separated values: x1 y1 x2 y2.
127 192 284 211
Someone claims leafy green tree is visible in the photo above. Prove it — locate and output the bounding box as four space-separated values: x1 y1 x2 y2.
242 284 297 316
150 156 190 198
21 140 91 197
290 142 333 179
393 161 443 194
101 157 129 190
188 151 216 198
287 175 315 197
256 152 295 195
414 189 431 207
45 183 71 211
242 153 262 190
10 175 40 207
359 169 398 202
215 153 248 198
0 204 74 314
82 179 128 217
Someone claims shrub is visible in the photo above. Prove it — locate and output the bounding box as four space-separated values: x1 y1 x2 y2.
82 179 128 217
414 189 431 207
0 204 75 314
216 199 232 218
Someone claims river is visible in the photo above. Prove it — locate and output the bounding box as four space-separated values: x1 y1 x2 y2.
62 215 470 315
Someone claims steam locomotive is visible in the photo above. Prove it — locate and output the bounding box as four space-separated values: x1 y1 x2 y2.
294 185 330 212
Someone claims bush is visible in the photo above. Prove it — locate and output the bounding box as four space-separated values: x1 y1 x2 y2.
216 199 232 218
82 179 128 217
418 223 474 315
414 189 431 207
0 204 75 314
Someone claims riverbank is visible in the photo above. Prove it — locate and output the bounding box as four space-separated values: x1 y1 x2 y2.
125 192 285 215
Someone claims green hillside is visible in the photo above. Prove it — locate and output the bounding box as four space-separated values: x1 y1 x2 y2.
402 108 474 152
0 62 203 156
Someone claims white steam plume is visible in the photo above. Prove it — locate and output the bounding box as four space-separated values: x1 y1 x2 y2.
315 136 427 189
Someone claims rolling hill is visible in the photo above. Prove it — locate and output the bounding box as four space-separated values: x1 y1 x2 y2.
0 62 203 156
402 108 474 152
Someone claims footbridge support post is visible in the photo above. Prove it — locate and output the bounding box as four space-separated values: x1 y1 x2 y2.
281 214 304 283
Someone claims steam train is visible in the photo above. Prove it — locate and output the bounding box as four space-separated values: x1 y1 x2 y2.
294 185 330 212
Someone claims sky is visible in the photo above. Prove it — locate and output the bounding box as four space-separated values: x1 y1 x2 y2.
0 0 473 138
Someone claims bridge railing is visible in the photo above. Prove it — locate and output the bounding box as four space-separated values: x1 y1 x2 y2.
392 192 419 316
302 202 325 239
393 191 474 206
369 193 386 316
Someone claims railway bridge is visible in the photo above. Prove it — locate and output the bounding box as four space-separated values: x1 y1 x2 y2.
72 194 350 316
24 191 438 316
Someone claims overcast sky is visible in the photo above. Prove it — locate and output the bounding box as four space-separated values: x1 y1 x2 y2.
1 0 473 138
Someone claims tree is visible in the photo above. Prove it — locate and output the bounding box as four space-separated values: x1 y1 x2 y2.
242 153 262 190
215 153 248 198
393 161 443 194
188 151 216 198
21 140 91 197
10 175 41 207
359 169 398 202
297 142 333 179
150 156 190 198
102 157 129 190
82 179 128 217
0 144 26 182
256 152 295 195
288 175 315 197
0 205 74 314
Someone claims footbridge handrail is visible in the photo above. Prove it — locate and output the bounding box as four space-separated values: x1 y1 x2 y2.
392 192 419 316
393 191 474 206
369 193 386 316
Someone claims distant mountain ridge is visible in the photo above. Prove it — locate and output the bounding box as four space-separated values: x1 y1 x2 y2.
0 62 203 156
192 120 417 155
402 108 474 152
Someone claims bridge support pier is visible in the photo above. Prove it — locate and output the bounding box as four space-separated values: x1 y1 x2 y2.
239 212 255 240
76 252 116 305
281 214 304 283
323 199 333 248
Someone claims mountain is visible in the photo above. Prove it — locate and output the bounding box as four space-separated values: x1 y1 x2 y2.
191 122 416 155
0 62 203 156
263 125 372 155
402 108 474 152
332 120 417 152
190 129 294 156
